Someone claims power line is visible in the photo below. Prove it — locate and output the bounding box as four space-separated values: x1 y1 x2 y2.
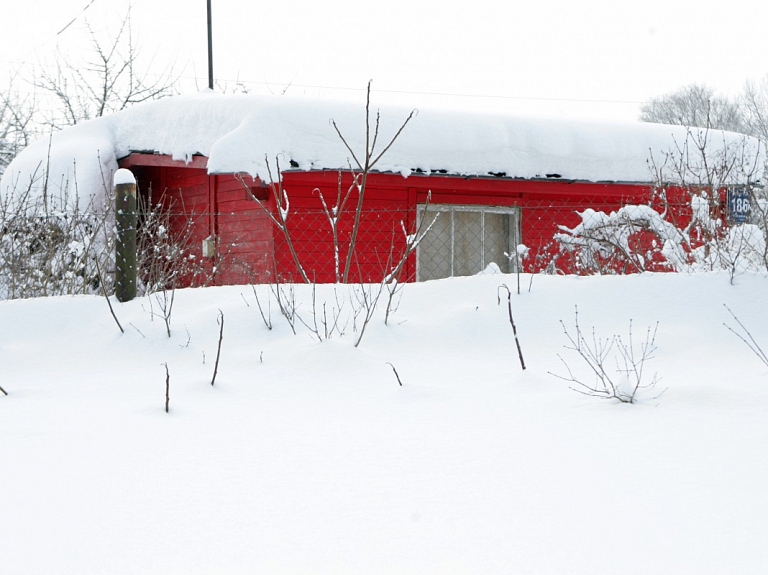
0 74 646 108
256 81 646 106
0 38 644 107
141 69 649 106
57 0 99 35
0 1 641 110
201 75 646 106
7 0 104 63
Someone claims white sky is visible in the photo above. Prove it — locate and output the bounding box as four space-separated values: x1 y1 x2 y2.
2 0 768 122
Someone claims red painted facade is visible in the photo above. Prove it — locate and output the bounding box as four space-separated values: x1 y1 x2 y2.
119 153 659 284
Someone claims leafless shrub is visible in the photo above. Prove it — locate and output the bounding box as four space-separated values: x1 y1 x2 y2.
331 81 416 283
383 279 404 327
321 288 350 340
551 307 661 404
314 169 358 284
181 326 192 349
295 283 324 342
147 286 175 338
250 285 273 330
286 283 343 341
723 304 768 369
269 280 298 335
350 282 386 348
250 277 348 341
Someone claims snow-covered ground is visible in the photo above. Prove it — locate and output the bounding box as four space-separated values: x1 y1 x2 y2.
1 272 767 574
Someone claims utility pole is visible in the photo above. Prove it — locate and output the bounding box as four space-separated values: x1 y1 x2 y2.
207 0 214 89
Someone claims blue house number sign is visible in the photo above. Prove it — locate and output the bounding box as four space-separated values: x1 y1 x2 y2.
727 188 751 224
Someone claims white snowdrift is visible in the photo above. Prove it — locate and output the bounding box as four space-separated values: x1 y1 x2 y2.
2 90 763 210
0 272 767 574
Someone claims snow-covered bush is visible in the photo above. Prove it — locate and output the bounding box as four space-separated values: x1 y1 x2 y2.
0 176 208 300
554 205 687 274
0 183 113 300
135 193 210 295
554 195 768 276
551 128 765 276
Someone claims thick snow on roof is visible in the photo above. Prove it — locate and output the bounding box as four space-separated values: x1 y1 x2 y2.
1 90 763 209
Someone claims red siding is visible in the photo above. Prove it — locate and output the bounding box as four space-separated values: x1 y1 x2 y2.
266 174 411 282
121 153 679 284
213 174 273 284
276 171 655 279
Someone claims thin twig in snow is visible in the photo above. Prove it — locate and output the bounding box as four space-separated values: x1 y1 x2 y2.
497 284 526 370
386 362 403 386
211 310 224 386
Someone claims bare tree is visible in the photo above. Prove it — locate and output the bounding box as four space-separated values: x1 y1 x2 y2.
331 81 416 283
243 82 417 285
740 76 768 144
33 10 177 130
0 74 36 176
640 84 743 132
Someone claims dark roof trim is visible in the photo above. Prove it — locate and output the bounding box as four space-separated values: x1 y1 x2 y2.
118 152 654 186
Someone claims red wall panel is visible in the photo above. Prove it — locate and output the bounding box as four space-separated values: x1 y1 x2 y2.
122 154 678 283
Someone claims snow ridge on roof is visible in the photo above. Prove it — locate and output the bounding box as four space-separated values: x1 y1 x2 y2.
1 90 763 210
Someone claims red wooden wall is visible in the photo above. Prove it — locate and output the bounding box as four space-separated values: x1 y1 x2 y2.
213 174 273 284
271 171 413 283
120 153 661 285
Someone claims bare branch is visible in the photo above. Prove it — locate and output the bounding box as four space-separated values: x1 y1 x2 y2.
723 304 768 367
497 284 526 370
211 310 224 386
386 362 403 386
32 8 177 129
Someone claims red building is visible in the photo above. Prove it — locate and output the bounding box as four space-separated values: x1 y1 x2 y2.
4 92 760 284
119 151 656 284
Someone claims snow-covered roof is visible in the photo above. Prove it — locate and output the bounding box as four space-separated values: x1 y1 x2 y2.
1 90 763 210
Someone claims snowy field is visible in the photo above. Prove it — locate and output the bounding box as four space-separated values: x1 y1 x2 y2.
1 272 767 574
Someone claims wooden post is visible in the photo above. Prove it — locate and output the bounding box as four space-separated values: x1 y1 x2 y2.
115 169 137 302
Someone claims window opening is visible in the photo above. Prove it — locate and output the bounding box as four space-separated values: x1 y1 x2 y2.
416 204 521 281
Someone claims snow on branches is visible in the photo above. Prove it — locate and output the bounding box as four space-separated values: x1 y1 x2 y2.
552 128 766 277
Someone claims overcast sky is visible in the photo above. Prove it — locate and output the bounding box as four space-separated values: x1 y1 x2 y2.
2 0 767 122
